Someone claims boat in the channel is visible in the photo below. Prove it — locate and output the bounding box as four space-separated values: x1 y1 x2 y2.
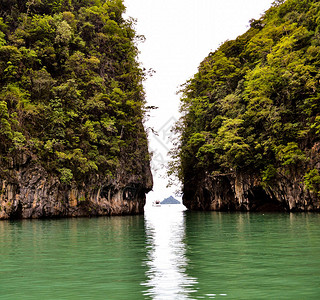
152 200 162 207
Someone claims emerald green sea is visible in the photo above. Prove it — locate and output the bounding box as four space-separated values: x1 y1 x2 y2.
1 209 320 299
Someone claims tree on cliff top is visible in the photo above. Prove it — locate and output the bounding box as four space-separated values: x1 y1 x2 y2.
171 0 320 197
0 0 151 185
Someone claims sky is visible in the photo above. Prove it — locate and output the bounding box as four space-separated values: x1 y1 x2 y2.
123 0 275 204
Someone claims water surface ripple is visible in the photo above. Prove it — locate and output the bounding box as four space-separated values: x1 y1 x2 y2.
0 211 320 299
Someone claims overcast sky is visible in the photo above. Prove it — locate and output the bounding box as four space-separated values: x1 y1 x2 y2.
123 0 275 204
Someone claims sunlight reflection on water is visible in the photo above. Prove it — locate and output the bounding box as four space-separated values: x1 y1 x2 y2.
1 212 320 299
142 207 198 299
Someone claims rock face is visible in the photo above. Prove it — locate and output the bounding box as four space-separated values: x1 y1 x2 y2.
174 0 320 213
183 169 320 212
0 1 154 219
0 153 153 219
183 140 320 212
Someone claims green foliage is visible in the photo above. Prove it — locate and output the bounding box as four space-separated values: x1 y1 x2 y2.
172 0 320 190
304 169 320 196
275 142 307 166
0 101 13 141
0 0 150 185
261 164 277 188
58 167 73 185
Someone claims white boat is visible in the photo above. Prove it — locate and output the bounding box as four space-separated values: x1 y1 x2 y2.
147 201 187 212
152 200 161 207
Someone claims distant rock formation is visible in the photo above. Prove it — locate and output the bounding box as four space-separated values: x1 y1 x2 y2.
161 196 181 205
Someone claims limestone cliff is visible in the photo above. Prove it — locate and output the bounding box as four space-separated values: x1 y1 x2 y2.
173 0 320 212
183 144 320 212
183 172 320 212
0 1 153 219
0 152 152 219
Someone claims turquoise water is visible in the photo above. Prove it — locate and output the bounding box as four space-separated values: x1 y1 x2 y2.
1 210 320 299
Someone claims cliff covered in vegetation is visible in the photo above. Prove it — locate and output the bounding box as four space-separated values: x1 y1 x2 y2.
0 0 152 219
172 0 320 212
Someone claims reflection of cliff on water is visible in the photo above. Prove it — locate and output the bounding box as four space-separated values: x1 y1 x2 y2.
142 207 197 299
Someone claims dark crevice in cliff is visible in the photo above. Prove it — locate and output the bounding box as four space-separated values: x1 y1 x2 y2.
9 201 22 219
248 187 286 212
